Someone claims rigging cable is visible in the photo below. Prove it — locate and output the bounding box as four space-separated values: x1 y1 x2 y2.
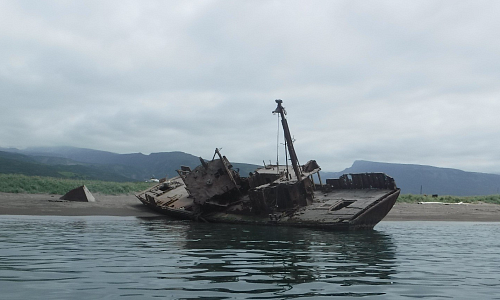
276 112 280 174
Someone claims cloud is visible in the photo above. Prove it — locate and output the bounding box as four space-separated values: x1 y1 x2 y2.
1 0 500 173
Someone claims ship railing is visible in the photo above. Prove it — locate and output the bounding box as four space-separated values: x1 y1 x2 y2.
325 173 397 190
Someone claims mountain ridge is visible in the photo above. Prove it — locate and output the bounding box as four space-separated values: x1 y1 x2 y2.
2 147 500 196
0 147 261 182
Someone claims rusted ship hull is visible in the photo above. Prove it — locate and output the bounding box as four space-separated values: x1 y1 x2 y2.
136 100 400 230
201 189 400 230
136 173 400 230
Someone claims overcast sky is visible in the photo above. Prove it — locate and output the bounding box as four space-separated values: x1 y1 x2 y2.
1 0 500 173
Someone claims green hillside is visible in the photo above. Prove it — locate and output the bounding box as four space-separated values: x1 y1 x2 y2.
0 156 63 177
0 153 132 182
0 148 262 183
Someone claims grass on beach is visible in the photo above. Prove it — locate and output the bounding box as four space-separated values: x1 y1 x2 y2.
0 174 156 195
398 194 500 205
1 174 500 204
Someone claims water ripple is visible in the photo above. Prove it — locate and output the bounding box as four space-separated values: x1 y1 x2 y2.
1 217 499 299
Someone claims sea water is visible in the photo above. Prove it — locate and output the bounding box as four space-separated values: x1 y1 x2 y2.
0 216 499 299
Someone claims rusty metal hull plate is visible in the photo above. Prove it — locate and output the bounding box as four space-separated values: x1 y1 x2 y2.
136 181 400 230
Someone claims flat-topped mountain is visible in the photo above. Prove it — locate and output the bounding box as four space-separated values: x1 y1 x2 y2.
322 160 500 196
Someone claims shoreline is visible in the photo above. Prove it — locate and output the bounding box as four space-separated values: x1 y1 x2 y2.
384 202 500 222
0 192 161 217
0 193 499 222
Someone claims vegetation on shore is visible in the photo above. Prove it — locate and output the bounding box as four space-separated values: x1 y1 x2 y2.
1 174 500 204
398 194 500 205
0 174 156 195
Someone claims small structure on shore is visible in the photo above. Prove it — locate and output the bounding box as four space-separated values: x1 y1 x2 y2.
60 185 96 202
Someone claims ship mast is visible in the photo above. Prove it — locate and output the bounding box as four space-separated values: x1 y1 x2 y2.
273 99 302 180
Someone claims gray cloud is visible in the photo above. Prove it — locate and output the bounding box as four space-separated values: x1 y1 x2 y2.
1 0 500 173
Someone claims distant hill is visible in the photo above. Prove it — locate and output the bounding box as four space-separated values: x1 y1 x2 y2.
0 151 36 163
0 151 133 181
0 147 261 182
321 160 500 196
3 147 500 195
0 151 59 177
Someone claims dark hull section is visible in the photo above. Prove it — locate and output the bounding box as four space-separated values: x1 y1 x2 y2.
139 198 197 220
136 178 400 230
349 189 400 229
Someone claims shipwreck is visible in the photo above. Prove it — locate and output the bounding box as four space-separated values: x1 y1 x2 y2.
136 100 400 230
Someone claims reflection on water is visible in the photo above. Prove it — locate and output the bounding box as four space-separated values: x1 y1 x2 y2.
0 216 499 299
178 222 397 296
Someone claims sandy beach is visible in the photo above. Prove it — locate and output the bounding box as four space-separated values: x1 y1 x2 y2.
0 192 161 217
0 192 499 221
385 202 500 222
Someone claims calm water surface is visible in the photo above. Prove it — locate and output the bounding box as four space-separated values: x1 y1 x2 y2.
0 216 499 299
